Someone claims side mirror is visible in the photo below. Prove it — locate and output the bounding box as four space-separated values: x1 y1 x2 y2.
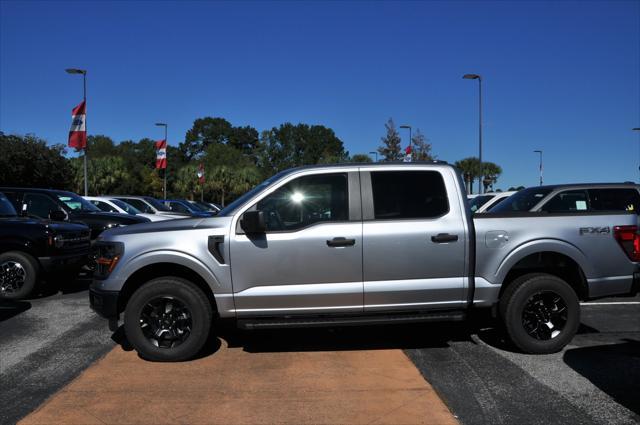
49 210 67 221
240 210 265 234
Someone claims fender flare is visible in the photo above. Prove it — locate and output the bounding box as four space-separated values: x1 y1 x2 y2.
114 249 223 293
494 239 593 285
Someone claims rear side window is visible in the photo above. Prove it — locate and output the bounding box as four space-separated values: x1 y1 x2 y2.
91 200 117 213
169 202 190 214
119 198 153 213
540 190 589 213
23 193 63 218
371 171 448 219
588 189 640 213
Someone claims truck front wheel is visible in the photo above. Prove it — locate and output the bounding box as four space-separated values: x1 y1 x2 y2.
0 251 38 300
499 273 580 354
124 277 213 362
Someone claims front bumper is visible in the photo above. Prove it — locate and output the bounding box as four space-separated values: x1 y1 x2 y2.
38 252 88 273
89 285 120 321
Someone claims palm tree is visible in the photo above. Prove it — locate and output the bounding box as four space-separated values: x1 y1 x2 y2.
454 157 481 194
481 162 503 192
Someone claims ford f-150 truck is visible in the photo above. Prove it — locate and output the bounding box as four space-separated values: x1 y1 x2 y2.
89 163 640 361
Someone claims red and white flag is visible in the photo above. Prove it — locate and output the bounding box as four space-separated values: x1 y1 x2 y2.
68 101 87 149
155 139 167 169
403 144 412 162
197 163 205 184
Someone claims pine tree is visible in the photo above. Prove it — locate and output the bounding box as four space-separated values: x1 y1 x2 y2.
412 129 434 161
377 118 402 161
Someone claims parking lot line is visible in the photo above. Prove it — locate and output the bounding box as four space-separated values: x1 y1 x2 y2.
19 341 458 425
580 302 640 305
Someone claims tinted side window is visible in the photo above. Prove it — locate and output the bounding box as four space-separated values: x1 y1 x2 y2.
589 189 640 214
256 173 348 232
24 193 63 219
119 198 153 213
169 202 189 213
371 171 448 219
93 200 118 213
540 190 589 213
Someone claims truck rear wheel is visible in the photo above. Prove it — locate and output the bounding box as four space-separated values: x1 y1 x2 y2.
124 277 213 362
499 273 580 354
0 251 38 300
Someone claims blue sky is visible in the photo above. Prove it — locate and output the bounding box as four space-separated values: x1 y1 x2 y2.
1 0 638 189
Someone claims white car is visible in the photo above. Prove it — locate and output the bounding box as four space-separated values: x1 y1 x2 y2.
469 191 517 213
84 196 173 222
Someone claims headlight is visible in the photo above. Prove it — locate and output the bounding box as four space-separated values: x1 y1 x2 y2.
54 235 64 248
93 242 125 278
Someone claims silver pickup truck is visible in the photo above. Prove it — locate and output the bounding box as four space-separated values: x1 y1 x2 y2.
89 163 640 361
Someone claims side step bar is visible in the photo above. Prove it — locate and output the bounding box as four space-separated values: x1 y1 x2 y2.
237 310 466 330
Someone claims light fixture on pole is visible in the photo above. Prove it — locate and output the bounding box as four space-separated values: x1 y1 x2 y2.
534 150 543 186
463 73 483 194
66 68 88 196
155 122 168 199
369 151 378 162
399 125 412 161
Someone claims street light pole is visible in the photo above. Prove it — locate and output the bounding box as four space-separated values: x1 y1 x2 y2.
156 123 168 199
400 125 412 161
369 151 378 162
66 68 88 196
634 128 640 182
534 150 543 186
463 74 483 194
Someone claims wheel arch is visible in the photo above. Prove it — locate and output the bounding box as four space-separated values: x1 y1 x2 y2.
498 250 589 301
117 262 218 315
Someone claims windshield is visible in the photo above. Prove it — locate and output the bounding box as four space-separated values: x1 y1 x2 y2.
217 171 289 217
490 187 553 212
57 193 101 212
468 195 494 213
184 201 206 212
144 197 172 212
0 193 17 217
111 199 142 215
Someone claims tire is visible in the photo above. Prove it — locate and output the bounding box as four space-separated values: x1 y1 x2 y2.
499 273 580 354
0 251 39 300
124 277 213 362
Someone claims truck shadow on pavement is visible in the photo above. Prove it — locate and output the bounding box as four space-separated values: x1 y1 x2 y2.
563 339 640 416
0 299 31 322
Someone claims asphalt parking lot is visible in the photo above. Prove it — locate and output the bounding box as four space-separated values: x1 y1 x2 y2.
1 277 638 425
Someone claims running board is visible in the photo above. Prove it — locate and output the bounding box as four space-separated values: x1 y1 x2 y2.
237 310 466 330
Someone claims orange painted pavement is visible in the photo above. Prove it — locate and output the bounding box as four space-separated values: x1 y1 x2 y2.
20 341 458 425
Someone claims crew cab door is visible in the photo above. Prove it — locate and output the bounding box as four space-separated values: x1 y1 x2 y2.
230 171 363 316
361 168 467 311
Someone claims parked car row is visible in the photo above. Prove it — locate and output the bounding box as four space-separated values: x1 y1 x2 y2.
0 186 221 300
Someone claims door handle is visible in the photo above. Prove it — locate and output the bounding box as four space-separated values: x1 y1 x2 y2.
326 237 356 247
431 233 458 243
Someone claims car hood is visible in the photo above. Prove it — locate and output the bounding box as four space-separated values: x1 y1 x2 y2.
70 211 149 224
0 216 89 232
99 215 233 238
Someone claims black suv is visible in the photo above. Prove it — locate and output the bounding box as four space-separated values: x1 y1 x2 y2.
0 188 150 239
0 192 91 299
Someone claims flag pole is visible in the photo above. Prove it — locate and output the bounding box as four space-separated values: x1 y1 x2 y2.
83 71 88 196
164 125 167 199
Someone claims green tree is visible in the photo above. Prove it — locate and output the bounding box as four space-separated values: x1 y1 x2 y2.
481 162 503 192
173 165 201 200
377 118 402 161
71 156 132 195
350 153 373 163
258 123 347 174
180 117 233 160
207 165 260 206
411 129 434 161
0 133 73 189
454 157 482 194
87 135 117 158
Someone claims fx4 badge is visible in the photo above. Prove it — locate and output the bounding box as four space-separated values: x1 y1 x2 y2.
579 226 611 235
